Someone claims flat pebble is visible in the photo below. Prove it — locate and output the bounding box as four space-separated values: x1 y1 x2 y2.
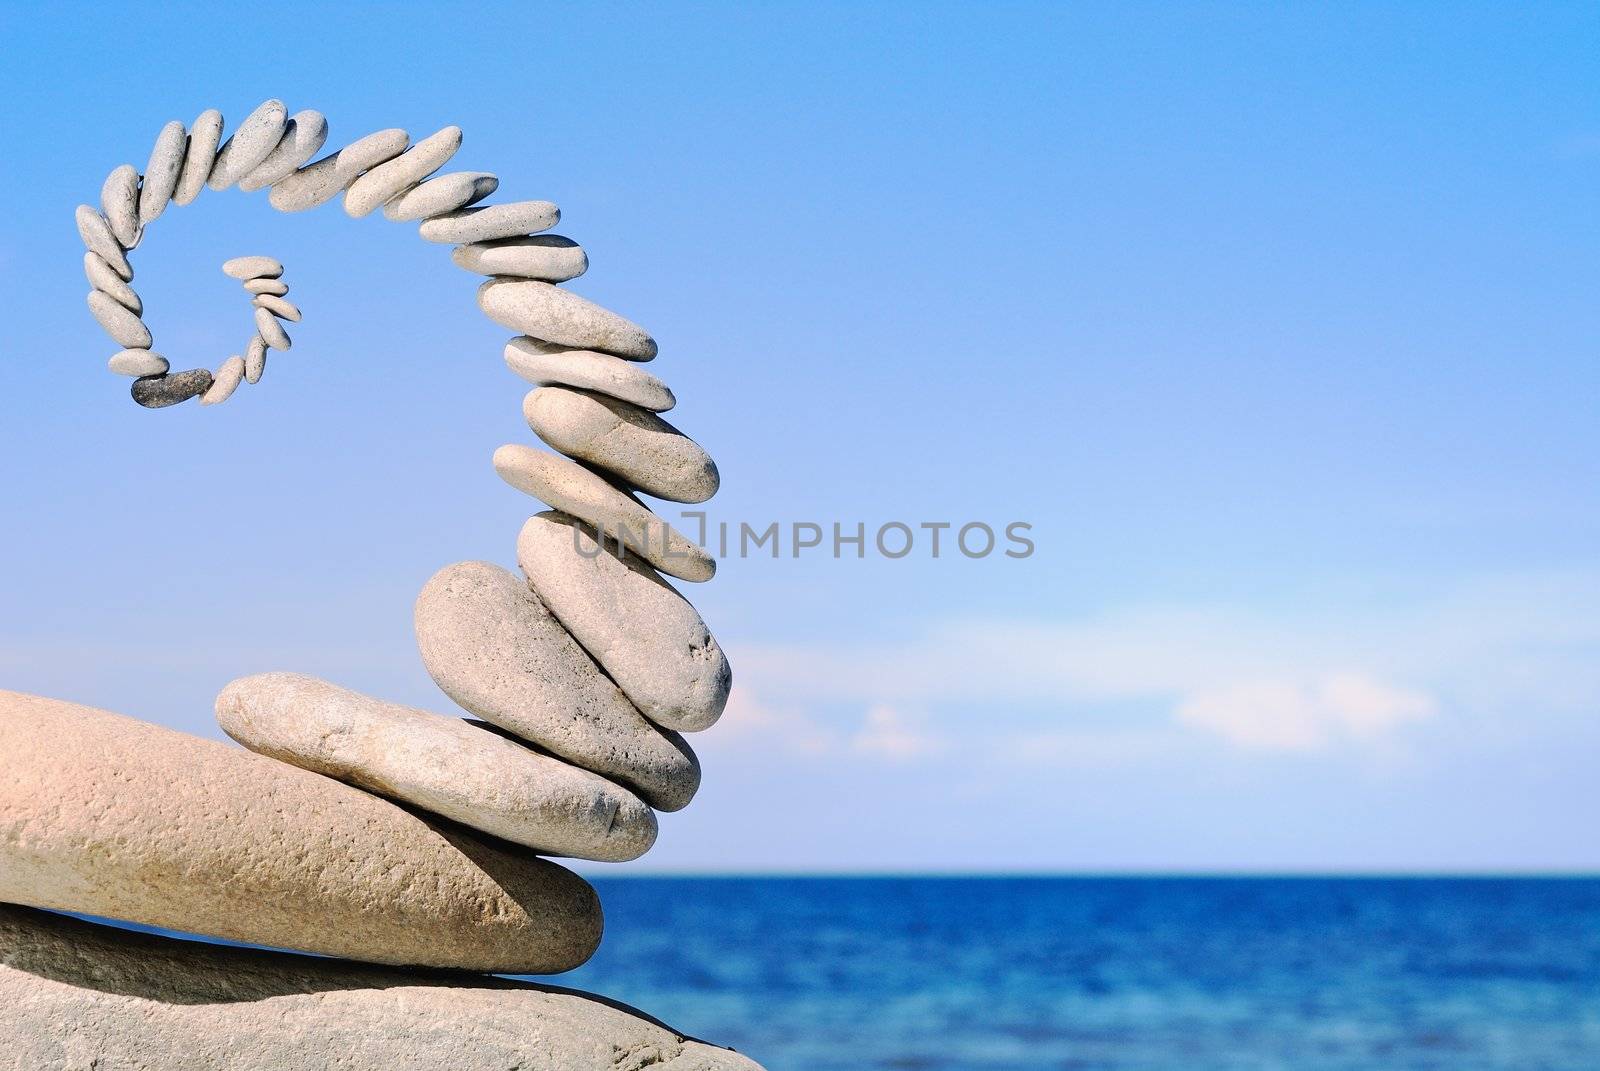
268 127 409 212
107 349 168 378
453 235 587 281
415 561 700 812
525 387 719 503
217 672 658 861
223 255 283 279
207 99 287 191
238 110 328 192
244 277 288 295
75 206 130 279
137 120 187 224
382 171 497 222
344 125 462 217
100 165 141 248
252 294 301 322
173 109 223 206
200 356 246 406
132 369 213 408
84 252 141 313
478 279 657 360
419 199 560 244
244 336 268 383
492 444 714 582
521 511 732 733
505 336 676 412
87 291 151 348
254 306 291 349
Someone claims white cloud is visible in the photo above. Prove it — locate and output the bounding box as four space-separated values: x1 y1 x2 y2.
1175 672 1436 752
850 705 947 761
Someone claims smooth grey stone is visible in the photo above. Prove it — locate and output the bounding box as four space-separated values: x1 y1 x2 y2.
382 170 497 222
525 386 719 503
238 109 328 192
207 99 287 190
87 290 151 348
74 205 130 279
244 336 268 384
132 369 213 408
505 336 676 412
138 119 187 224
418 198 560 243
521 511 732 734
173 108 223 206
268 127 409 212
100 164 142 248
453 235 587 281
107 349 168 377
478 279 657 360
255 306 291 349
200 356 246 406
223 254 283 279
252 293 301 321
244 277 288 295
492 444 714 582
344 125 461 217
84 252 141 312
217 672 657 862
415 560 700 812
0 905 767 1071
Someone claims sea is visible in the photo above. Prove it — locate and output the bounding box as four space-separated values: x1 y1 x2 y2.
555 877 1600 1071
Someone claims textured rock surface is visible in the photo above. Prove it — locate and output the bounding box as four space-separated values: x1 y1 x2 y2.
494 444 715 582
344 124 462 217
243 336 268 383
108 348 168 378
223 254 283 279
521 511 732 733
243 276 289 295
507 336 676 412
138 119 188 224
255 305 291 349
416 560 700 811
174 108 224 206
453 234 588 281
87 290 151 348
382 170 497 222
132 369 213 407
269 127 410 212
238 109 328 192
218 672 657 861
100 164 141 247
208 99 288 191
0 905 765 1071
0 690 601 972
419 198 561 243
84 251 141 312
479 278 658 359
526 386 719 503
200 356 246 405
252 293 301 321
75 205 130 278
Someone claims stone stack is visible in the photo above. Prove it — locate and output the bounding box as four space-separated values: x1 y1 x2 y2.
15 98 758 1068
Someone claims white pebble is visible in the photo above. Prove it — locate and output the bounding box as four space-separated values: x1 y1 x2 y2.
268 128 409 213
255 306 291 349
477 279 657 360
173 109 224 207
100 165 141 248
452 235 587 282
244 336 268 383
84 252 141 313
201 357 247 405
87 291 151 348
138 120 187 224
239 110 328 192
505 336 676 413
382 171 497 222
107 349 169 377
208 100 288 191
75 206 130 279
223 255 283 280
344 125 461 217
244 278 288 296
252 294 301 322
419 200 560 244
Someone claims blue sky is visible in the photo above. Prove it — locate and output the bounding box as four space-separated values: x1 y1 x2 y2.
0 2 1596 872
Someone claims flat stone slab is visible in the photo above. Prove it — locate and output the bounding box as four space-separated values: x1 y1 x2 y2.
416 561 700 811
521 511 731 733
0 904 765 1071
525 386 720 503
217 672 657 861
478 278 658 360
0 689 600 973
506 335 676 412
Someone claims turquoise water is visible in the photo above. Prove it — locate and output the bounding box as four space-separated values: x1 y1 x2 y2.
558 877 1600 1070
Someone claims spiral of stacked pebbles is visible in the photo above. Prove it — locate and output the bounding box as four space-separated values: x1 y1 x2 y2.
26 98 732 979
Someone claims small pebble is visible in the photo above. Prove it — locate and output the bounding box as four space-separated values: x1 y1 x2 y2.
223 255 283 280
477 279 657 360
268 127 409 213
525 387 719 503
132 369 213 408
419 200 560 244
344 125 461 217
201 356 247 405
208 99 288 191
107 349 169 378
244 336 268 383
382 171 497 222
253 294 301 322
100 165 141 248
84 252 141 313
239 110 329 192
75 206 130 279
452 235 587 282
255 306 291 349
138 120 187 224
87 291 151 348
173 109 224 206
244 277 289 296
505 336 676 413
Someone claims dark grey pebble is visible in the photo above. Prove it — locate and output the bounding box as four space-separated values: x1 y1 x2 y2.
132 369 214 408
